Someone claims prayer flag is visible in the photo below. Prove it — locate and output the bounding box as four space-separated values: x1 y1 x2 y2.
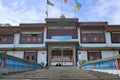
47 0 54 6
75 0 82 10
64 0 68 3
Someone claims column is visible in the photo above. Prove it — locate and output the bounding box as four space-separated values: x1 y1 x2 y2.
1 57 6 68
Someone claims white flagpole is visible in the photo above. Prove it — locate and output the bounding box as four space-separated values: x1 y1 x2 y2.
46 0 48 18
74 3 77 18
61 0 64 15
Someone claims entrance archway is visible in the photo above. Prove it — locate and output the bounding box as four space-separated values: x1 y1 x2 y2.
51 49 73 66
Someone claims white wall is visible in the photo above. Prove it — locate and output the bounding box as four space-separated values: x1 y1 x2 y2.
37 51 47 64
81 44 107 47
44 27 47 44
7 51 24 59
105 32 112 47
77 27 81 44
101 51 119 59
78 51 88 61
0 44 14 48
14 33 20 47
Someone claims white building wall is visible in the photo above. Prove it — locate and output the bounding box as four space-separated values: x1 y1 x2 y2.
111 44 120 47
14 33 20 47
101 51 119 59
7 51 24 59
78 51 88 61
77 27 81 44
81 44 107 47
37 51 47 64
105 32 112 47
44 27 47 44
0 44 14 48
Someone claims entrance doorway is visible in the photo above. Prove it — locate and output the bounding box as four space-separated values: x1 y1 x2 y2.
50 49 73 66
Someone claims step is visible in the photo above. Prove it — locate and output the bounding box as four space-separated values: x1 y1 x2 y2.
1 69 120 80
50 66 77 70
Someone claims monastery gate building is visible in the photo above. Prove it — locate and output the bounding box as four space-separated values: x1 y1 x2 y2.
0 16 120 66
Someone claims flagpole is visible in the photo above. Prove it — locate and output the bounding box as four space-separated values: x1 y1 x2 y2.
61 0 64 15
61 0 63 15
46 0 48 18
75 4 76 18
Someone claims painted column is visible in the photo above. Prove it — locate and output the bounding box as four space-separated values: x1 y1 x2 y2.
73 46 76 66
48 45 51 66
1 57 6 68
115 59 120 70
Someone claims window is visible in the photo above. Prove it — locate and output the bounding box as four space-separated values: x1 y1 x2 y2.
111 33 120 43
20 34 43 44
0 35 14 44
27 56 29 60
32 56 34 60
88 51 101 60
24 51 37 62
32 34 37 37
3 38 7 42
47 27 77 39
81 32 105 43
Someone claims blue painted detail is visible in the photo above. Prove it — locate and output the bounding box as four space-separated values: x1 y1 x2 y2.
0 57 2 68
81 59 117 70
0 54 44 72
5 58 43 70
52 36 72 40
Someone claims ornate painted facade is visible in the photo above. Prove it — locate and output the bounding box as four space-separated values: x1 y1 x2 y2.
0 17 120 66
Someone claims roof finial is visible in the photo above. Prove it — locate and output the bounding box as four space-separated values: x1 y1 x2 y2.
60 14 65 19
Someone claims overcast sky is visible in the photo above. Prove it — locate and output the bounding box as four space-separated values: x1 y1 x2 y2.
0 0 120 25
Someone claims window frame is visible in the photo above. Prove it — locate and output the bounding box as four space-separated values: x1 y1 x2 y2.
81 32 106 43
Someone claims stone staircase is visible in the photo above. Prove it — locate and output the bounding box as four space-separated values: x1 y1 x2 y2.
0 67 120 80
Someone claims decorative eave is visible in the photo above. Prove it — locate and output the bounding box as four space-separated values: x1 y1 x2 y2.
0 26 20 34
106 25 120 32
20 23 46 32
45 18 78 26
0 47 47 51
78 47 120 51
79 22 108 31
46 42 79 47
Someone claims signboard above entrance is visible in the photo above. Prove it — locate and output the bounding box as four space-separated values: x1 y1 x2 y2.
52 36 72 41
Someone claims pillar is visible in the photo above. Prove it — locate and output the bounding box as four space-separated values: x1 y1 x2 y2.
115 59 120 70
1 57 6 68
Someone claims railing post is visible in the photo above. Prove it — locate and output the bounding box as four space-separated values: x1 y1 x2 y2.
1 57 6 68
28 63 30 70
115 58 120 70
93 63 96 69
84 65 86 69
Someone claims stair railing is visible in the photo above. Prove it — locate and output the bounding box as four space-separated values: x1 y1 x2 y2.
81 55 120 70
0 53 44 75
